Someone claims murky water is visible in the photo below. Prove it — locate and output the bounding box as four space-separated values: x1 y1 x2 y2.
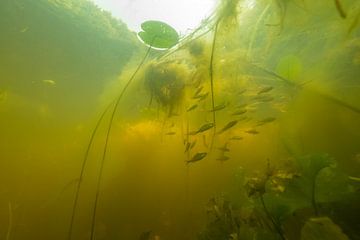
1 0 360 240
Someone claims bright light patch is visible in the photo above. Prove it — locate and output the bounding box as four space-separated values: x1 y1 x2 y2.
92 0 216 34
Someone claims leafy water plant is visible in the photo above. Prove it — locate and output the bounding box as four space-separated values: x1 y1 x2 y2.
198 196 240 240
283 154 335 216
245 160 287 240
208 0 241 148
199 153 357 240
138 20 179 49
67 20 179 240
144 61 186 116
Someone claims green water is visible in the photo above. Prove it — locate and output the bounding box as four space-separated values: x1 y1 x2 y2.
0 0 359 240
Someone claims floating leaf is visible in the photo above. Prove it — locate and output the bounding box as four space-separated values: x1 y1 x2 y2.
138 20 179 49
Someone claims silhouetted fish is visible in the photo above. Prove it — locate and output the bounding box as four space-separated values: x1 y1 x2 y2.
187 104 198 112
257 86 273 95
187 152 207 163
218 120 238 134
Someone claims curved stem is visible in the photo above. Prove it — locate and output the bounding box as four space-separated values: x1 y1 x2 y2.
209 20 220 149
89 45 152 240
312 174 319 216
67 102 113 240
247 4 270 59
6 202 12 240
260 195 286 240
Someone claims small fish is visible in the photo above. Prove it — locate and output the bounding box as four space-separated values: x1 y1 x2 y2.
165 131 176 135
230 136 243 140
195 122 214 134
236 103 248 109
218 120 238 134
184 140 197 152
198 92 209 101
257 86 273 95
217 155 230 162
193 91 208 99
42 79 56 85
348 176 360 182
209 103 227 112
237 89 247 95
253 95 274 102
232 109 247 115
194 86 203 96
256 117 276 126
238 116 249 122
184 142 191 152
187 104 198 112
20 27 29 33
245 129 259 135
218 145 230 152
190 140 197 149
187 152 207 164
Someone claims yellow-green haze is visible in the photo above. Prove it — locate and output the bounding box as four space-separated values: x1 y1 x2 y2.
0 0 359 240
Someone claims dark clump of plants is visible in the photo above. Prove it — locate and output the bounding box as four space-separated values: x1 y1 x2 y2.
144 61 186 116
198 154 359 240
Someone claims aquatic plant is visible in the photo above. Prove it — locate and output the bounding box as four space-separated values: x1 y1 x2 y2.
67 20 179 240
138 20 179 49
198 196 240 240
144 61 186 116
198 153 358 240
301 217 349 240
245 160 287 240
287 154 334 216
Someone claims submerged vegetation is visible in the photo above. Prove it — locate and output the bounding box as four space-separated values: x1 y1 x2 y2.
1 0 360 239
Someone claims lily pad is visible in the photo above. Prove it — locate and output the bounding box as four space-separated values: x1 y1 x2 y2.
138 20 179 49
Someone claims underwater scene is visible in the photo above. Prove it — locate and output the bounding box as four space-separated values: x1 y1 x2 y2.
1 0 360 239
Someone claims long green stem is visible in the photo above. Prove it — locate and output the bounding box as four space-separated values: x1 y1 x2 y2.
247 4 270 59
6 202 12 240
209 20 220 149
260 195 286 240
67 102 113 240
89 45 152 240
312 173 320 216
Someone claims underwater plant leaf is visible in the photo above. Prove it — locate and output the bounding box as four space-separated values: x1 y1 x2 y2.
284 154 334 198
301 217 349 240
263 193 294 225
297 154 334 180
276 154 343 216
138 20 179 49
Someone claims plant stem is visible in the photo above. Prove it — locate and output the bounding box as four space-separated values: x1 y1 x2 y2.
89 45 152 240
209 19 220 149
260 195 286 240
67 102 113 240
312 175 319 216
6 202 12 240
